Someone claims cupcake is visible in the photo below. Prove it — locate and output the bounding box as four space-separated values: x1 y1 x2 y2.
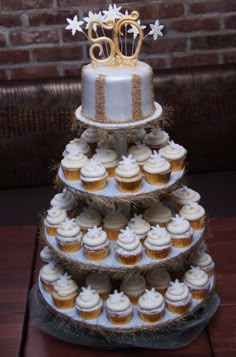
115 227 142 265
61 153 88 181
127 128 146 147
165 279 192 314
191 252 215 277
167 215 193 248
105 290 133 325
50 189 77 218
40 245 54 263
103 210 128 241
144 225 171 259
143 127 169 150
44 207 67 236
159 140 187 172
179 202 206 231
83 226 110 261
171 185 201 212
128 144 152 172
93 148 119 177
75 208 102 234
120 274 146 304
80 158 108 192
143 203 172 227
115 155 143 193
138 288 165 323
63 138 91 157
81 128 100 154
146 268 171 295
184 267 210 300
128 214 150 244
56 218 82 253
40 261 64 293
76 285 103 319
143 151 171 185
51 273 79 309
86 272 112 300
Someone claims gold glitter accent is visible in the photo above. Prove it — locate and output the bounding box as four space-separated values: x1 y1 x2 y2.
95 74 106 121
132 74 142 120
149 67 156 111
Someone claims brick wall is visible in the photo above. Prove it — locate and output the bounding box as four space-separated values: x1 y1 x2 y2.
0 0 235 80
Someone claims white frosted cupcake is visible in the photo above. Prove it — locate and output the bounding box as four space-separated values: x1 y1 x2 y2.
159 140 187 171
167 215 193 248
120 274 146 304
143 151 171 185
103 210 128 241
179 202 206 231
51 273 78 309
40 261 64 293
44 207 67 236
184 267 210 300
76 286 103 319
50 189 77 218
128 144 152 172
115 155 143 193
171 185 201 212
128 214 150 244
115 227 142 265
61 153 88 181
165 279 192 314
75 208 102 234
93 148 119 177
80 158 108 192
143 203 172 227
144 225 171 259
56 218 83 253
143 127 170 150
40 246 54 263
146 268 171 295
81 128 100 154
64 138 91 157
86 272 112 300
106 290 133 325
138 288 165 322
127 128 146 147
191 252 215 277
83 226 110 261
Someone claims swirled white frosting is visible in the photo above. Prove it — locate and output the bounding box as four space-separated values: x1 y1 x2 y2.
40 246 54 263
45 207 67 226
184 267 210 290
179 202 205 221
191 252 214 271
116 227 142 256
128 144 152 164
115 155 140 178
146 268 171 288
138 288 165 312
144 225 171 250
50 189 77 210
103 211 128 230
40 261 63 283
80 159 107 181
81 128 100 144
171 185 201 205
159 140 187 160
106 290 132 314
83 226 109 249
56 218 82 243
86 272 111 292
128 214 150 236
127 128 146 143
143 127 169 147
75 208 102 228
64 138 91 156
143 203 172 224
93 148 118 167
167 214 192 236
76 286 102 310
53 273 78 297
165 279 192 306
120 274 146 296
61 153 88 169
143 151 171 174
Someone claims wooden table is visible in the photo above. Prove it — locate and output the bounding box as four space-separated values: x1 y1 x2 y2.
1 218 236 356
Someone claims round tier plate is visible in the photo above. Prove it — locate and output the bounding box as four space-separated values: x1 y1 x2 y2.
57 167 184 201
44 227 204 273
75 102 162 131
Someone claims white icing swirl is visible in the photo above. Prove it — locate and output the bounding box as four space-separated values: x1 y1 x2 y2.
165 279 191 304
120 274 146 296
76 286 102 310
53 273 78 297
116 227 142 252
81 128 100 144
57 218 81 237
143 151 171 174
64 138 90 156
50 189 77 210
80 159 107 180
93 148 118 167
106 290 132 313
191 253 214 270
143 128 169 147
167 215 191 235
179 203 205 221
61 153 88 169
184 267 209 289
45 207 67 226
40 246 54 263
103 211 128 230
143 203 172 224
115 155 140 178
128 214 150 236
40 261 63 283
171 185 201 205
83 226 108 248
128 144 152 164
138 288 165 311
146 268 170 288
144 225 171 249
159 140 187 160
76 208 102 228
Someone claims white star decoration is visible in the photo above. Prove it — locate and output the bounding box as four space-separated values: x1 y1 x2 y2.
61 218 75 230
66 15 84 36
170 279 185 292
171 214 185 225
148 20 164 40
120 154 137 167
103 4 123 21
83 11 105 32
109 290 125 304
128 20 146 39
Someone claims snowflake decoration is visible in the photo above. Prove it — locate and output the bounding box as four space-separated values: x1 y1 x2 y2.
128 19 146 39
48 260 57 269
189 266 203 277
87 226 103 237
109 290 126 304
66 15 84 36
171 214 185 225
130 213 143 223
83 11 105 32
58 272 71 285
169 279 185 293
120 226 136 240
148 20 164 40
103 3 123 21
150 151 162 161
120 154 137 167
168 140 179 149
81 285 97 299
143 288 158 301
61 218 76 230
151 224 166 236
